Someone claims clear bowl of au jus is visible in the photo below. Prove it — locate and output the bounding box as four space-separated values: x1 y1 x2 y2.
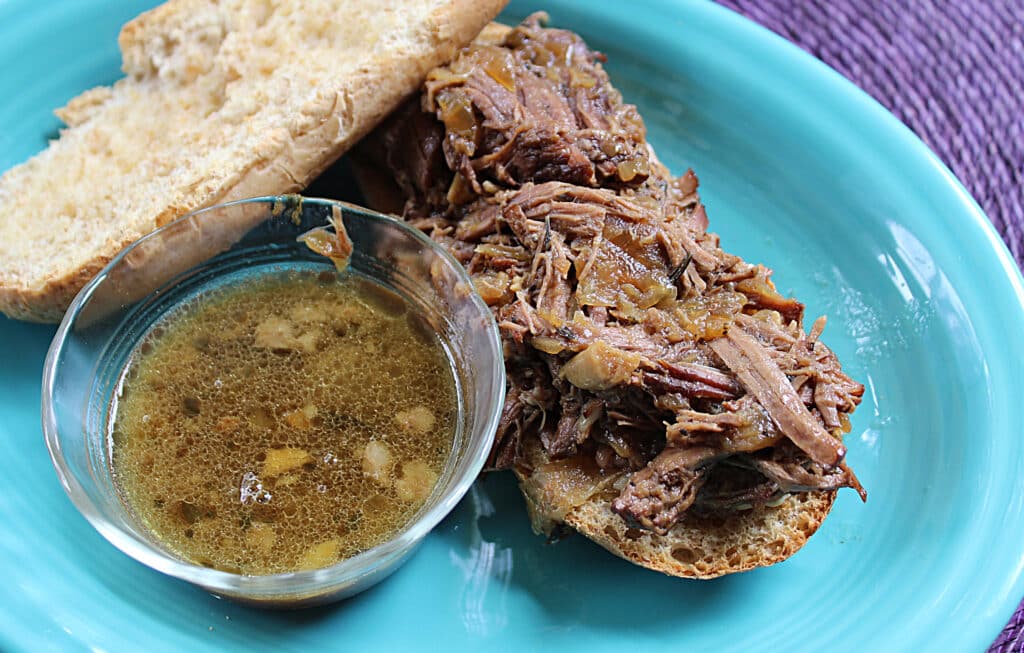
42 196 505 606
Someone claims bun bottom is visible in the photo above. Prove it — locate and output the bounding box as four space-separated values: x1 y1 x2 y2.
570 486 832 579
517 466 834 578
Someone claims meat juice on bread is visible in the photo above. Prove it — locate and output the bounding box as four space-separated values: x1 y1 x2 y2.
355 14 865 578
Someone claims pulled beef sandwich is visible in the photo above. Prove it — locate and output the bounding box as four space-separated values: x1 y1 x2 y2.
354 15 866 578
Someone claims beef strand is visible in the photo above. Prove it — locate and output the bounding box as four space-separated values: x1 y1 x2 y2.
612 446 721 535
709 327 846 467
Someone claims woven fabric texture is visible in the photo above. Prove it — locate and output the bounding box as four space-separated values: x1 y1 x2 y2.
713 1 1024 650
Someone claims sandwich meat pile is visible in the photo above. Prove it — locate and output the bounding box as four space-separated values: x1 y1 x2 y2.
360 14 866 577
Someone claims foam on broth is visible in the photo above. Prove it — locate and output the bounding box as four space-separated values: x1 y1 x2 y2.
110 269 457 575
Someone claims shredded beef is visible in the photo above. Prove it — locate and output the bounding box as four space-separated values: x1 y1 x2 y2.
612 446 721 534
709 328 846 467
365 13 866 534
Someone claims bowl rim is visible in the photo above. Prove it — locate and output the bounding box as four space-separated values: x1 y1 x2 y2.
41 195 506 598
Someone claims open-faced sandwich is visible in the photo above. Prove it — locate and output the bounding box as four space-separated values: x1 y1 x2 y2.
354 14 866 578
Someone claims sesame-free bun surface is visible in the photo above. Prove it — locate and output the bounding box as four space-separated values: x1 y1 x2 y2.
0 0 506 321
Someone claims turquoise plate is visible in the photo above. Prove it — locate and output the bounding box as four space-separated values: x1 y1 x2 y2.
2 1 1023 651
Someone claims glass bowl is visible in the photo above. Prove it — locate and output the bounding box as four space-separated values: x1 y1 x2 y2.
42 196 505 606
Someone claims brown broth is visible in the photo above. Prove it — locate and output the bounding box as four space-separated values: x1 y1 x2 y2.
110 270 457 575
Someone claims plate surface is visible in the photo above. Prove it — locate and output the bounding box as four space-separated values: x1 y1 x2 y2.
2 1 1023 651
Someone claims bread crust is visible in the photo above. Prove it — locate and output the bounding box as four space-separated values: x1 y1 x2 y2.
0 259 114 323
0 0 507 322
561 482 835 579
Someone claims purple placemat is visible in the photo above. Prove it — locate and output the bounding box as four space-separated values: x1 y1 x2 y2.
712 1 1024 650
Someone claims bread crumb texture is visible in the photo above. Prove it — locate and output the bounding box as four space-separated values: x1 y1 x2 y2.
0 0 504 321
566 490 835 578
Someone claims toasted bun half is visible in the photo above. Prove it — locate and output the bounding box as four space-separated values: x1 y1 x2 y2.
565 490 835 579
0 0 507 322
512 434 836 579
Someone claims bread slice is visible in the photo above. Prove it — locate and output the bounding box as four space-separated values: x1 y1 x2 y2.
0 0 507 322
515 431 835 578
544 477 833 579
